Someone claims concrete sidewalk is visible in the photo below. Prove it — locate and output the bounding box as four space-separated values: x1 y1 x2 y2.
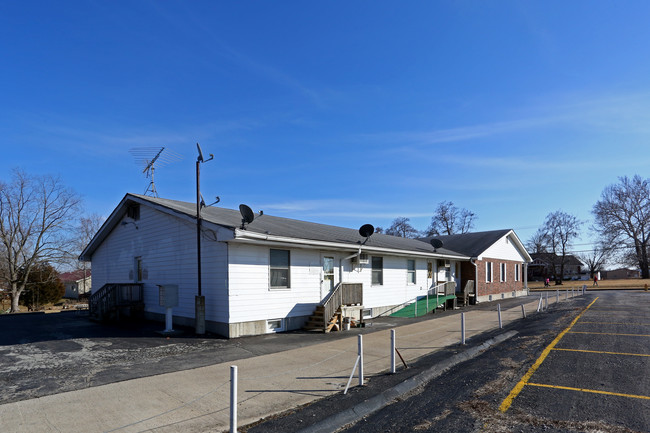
0 294 569 433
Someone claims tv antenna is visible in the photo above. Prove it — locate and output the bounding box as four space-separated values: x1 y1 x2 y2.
129 147 182 197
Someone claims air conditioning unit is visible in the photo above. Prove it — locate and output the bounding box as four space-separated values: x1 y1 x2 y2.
351 253 369 264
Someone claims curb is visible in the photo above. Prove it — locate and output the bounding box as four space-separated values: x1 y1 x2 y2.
297 330 518 433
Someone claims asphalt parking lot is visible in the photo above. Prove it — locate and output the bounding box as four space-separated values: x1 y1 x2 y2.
1 299 522 406
501 291 650 431
250 291 648 433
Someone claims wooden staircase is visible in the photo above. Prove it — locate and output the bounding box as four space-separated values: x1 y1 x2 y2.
303 283 362 333
89 283 144 322
304 306 344 332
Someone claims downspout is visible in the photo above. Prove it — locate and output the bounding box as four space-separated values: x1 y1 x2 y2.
523 262 529 294
471 257 478 304
343 244 363 261
342 245 363 282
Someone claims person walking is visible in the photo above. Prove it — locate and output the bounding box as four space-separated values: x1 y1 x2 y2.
593 275 598 286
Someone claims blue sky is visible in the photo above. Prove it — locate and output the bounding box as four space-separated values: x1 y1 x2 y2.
2 1 650 250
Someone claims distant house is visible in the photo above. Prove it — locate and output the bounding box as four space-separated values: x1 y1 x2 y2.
601 268 640 280
60 270 92 299
420 230 532 303
528 253 584 281
80 194 531 338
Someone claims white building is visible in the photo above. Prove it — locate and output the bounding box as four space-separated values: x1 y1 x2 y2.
81 194 530 338
60 270 92 299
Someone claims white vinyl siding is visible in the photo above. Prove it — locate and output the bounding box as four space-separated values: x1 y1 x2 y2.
228 244 321 322
91 205 230 323
481 234 528 262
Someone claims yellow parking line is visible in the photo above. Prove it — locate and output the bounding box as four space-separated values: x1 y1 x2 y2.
527 382 650 401
552 348 650 357
567 331 650 337
499 297 599 413
577 321 650 326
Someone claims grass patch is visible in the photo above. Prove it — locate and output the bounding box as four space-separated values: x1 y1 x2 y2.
528 278 650 291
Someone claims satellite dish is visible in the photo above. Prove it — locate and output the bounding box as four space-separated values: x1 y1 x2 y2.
196 142 214 163
239 204 255 228
359 224 375 238
430 239 444 249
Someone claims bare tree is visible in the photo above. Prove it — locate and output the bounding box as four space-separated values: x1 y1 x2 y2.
0 170 82 312
385 217 419 238
61 213 105 272
425 201 476 236
578 244 612 278
593 175 650 279
540 210 582 283
526 228 548 254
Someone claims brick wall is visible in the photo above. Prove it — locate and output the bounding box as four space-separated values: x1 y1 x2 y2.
476 258 525 297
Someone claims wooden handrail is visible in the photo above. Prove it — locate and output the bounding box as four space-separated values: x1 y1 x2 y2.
321 282 363 331
427 281 456 297
89 283 143 319
377 281 457 318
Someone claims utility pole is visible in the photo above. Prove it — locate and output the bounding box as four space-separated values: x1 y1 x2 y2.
195 143 213 335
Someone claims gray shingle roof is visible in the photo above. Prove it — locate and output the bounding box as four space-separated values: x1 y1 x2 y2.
130 194 466 257
419 229 512 257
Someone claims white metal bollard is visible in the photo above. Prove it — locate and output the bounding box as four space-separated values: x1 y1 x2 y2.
426 294 429 313
583 284 586 295
545 291 549 311
556 289 559 304
461 312 466 345
497 304 503 329
572 288 575 297
414 299 417 317
358 334 364 386
565 289 568 300
230 366 237 433
497 304 502 329
521 304 526 319
390 329 396 374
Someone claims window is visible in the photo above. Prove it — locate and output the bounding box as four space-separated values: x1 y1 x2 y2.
126 204 140 221
135 257 143 282
270 249 290 288
371 256 383 285
407 259 416 284
267 318 284 332
500 263 506 282
515 263 520 281
486 262 493 283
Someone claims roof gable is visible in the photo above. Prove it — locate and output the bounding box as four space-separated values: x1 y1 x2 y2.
59 270 91 282
419 229 531 262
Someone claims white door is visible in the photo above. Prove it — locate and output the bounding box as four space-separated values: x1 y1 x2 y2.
321 256 335 300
